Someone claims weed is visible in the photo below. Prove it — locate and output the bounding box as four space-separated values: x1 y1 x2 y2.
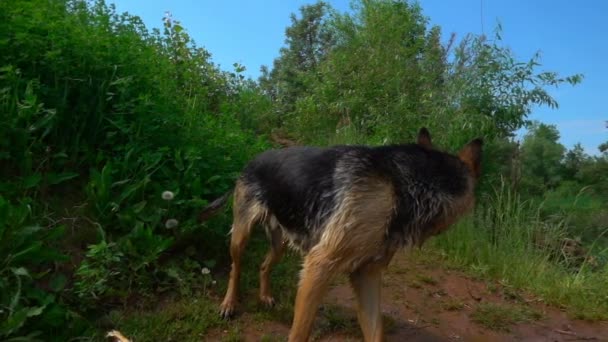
441 298 465 311
313 304 359 339
407 279 423 289
471 302 543 332
417 274 438 285
222 326 243 342
108 296 229 341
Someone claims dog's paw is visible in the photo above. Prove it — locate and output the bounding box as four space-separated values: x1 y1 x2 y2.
219 299 237 319
259 295 276 308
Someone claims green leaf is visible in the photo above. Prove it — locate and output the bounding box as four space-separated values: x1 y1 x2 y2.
17 225 43 238
206 175 221 184
49 274 67 292
26 306 45 317
28 109 56 132
132 200 147 213
22 174 42 189
11 267 30 277
0 308 28 336
46 225 66 241
45 172 79 185
174 150 184 171
11 242 42 263
37 303 66 327
52 152 68 159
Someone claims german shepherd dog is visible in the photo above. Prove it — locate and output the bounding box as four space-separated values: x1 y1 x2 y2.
198 128 483 341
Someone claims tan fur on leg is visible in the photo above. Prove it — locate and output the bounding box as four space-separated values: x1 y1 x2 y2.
349 257 393 342
288 250 336 342
259 227 287 306
287 178 397 340
350 269 383 342
219 223 249 318
219 181 266 318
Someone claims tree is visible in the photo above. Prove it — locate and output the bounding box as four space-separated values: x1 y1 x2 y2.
519 122 566 195
599 120 608 153
289 0 448 142
258 2 335 116
562 143 589 181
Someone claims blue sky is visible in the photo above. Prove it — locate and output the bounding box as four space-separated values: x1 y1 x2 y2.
110 0 607 155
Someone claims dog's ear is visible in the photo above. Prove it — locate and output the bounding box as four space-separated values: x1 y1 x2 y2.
458 138 483 179
417 127 432 148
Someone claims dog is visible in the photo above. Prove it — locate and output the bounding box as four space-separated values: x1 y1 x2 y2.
198 128 483 341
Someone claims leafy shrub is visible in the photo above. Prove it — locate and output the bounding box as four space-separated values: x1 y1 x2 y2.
0 0 271 339
0 196 92 340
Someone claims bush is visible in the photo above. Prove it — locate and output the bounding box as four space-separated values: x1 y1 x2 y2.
0 0 271 339
0 196 91 339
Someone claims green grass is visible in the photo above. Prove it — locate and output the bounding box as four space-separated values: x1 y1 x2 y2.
313 304 360 338
105 230 303 340
471 302 543 332
106 296 230 341
431 181 608 321
222 326 244 342
441 298 465 311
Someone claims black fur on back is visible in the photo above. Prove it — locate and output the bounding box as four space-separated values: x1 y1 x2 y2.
240 143 472 251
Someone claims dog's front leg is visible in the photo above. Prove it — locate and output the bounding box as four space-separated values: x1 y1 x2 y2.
350 264 384 342
288 250 335 342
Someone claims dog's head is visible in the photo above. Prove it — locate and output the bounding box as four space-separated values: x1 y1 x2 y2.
414 128 483 242
416 127 483 181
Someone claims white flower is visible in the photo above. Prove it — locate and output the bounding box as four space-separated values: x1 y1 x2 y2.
201 267 210 275
161 191 175 201
165 218 179 229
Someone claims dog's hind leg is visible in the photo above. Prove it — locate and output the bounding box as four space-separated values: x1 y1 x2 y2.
259 223 287 307
219 222 251 318
219 182 265 318
288 249 336 342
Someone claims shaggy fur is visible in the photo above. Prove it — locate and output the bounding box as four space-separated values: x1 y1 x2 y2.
199 128 483 342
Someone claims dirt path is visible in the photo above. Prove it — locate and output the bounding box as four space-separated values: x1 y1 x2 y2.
208 251 607 341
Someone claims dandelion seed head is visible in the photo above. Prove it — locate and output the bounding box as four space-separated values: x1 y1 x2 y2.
201 267 210 275
161 191 175 201
165 218 179 229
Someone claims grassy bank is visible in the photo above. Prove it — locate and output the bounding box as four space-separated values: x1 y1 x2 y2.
432 181 608 320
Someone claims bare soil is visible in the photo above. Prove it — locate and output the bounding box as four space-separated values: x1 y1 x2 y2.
207 251 608 341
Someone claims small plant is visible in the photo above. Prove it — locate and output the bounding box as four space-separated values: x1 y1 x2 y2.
315 304 359 338
417 274 438 285
471 302 542 332
441 298 465 311
201 267 214 295
407 279 423 289
74 240 124 304
222 326 243 342
0 196 85 339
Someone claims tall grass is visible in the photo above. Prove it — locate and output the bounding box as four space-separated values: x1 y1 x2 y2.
431 179 608 320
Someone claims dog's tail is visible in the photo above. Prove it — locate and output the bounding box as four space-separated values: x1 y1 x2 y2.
198 188 234 223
